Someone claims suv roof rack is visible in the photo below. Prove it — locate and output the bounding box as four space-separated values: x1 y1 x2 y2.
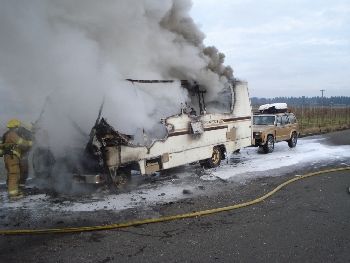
258 103 288 114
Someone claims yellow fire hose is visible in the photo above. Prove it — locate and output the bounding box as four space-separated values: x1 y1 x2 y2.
0 167 349 236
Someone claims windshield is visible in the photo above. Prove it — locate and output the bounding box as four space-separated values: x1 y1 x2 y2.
253 115 276 125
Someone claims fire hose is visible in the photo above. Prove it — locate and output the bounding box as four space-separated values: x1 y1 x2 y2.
0 167 349 235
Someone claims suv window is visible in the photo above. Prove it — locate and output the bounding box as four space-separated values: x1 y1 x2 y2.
276 116 282 125
281 115 289 125
288 114 296 124
253 115 276 125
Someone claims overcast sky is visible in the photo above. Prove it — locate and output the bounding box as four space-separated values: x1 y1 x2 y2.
191 0 350 98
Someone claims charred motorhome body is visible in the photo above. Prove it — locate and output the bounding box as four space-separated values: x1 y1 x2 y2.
84 79 252 185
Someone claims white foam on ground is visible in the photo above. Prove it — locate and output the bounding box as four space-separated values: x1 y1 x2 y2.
57 184 196 212
209 137 350 182
0 192 49 209
1 136 349 212
0 182 197 212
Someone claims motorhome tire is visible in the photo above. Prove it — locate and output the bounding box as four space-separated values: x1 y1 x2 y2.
263 135 274 153
202 146 222 168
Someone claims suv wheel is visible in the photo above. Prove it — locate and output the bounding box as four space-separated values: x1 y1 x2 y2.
288 132 298 148
263 135 274 153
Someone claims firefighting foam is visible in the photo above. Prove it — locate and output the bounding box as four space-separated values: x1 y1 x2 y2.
0 0 235 191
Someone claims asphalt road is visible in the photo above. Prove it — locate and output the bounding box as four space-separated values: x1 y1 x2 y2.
0 130 350 263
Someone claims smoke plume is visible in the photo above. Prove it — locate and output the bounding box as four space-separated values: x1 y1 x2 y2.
0 0 234 154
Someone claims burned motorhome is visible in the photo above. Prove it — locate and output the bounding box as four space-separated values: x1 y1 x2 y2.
83 79 252 184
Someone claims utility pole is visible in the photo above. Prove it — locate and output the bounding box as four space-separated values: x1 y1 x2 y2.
320 89 325 128
320 89 325 98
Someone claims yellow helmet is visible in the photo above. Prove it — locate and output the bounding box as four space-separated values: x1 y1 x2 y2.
7 119 21 128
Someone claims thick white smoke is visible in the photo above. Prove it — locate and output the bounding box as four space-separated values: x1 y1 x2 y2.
0 0 234 154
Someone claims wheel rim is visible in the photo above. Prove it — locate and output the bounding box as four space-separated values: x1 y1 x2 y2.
212 148 220 164
292 134 297 145
268 137 274 150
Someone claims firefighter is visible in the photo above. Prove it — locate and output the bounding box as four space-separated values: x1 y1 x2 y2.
2 119 33 199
